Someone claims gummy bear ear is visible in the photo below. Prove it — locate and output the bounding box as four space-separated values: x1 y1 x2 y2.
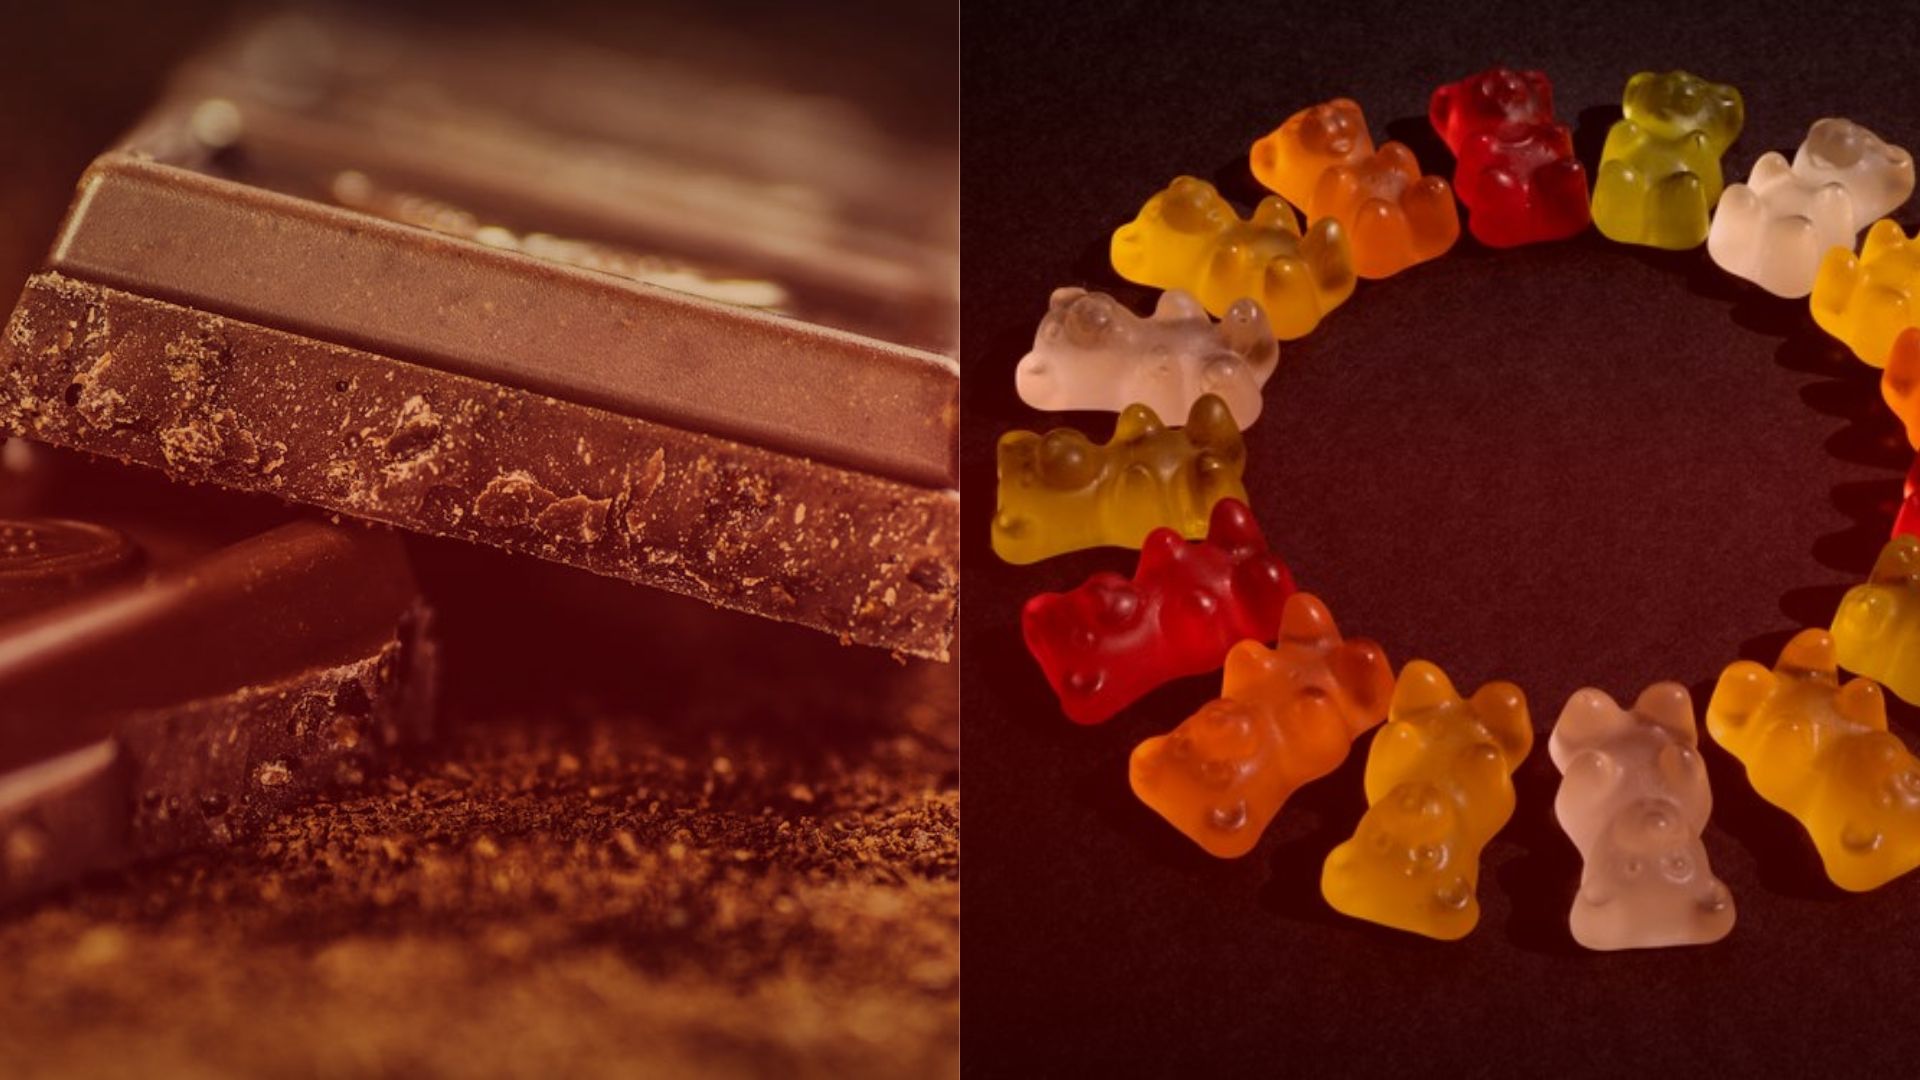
1470 680 1532 764
1776 627 1840 678
1329 638 1393 726
1134 525 1189 576
1389 660 1460 718
1427 84 1455 138
1152 289 1207 323
1870 535 1920 584
1631 682 1698 748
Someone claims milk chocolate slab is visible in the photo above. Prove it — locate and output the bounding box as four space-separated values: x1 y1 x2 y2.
1 12 958 660
0 447 435 903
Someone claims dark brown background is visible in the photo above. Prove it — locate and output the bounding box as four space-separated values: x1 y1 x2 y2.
961 1 1920 1075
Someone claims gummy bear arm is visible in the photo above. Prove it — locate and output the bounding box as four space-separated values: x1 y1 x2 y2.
1600 119 1649 161
1706 661 1774 744
1469 681 1533 764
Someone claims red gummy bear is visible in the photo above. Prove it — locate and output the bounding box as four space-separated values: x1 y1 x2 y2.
1429 66 1555 155
1021 498 1296 725
1430 68 1590 247
1897 456 1919 540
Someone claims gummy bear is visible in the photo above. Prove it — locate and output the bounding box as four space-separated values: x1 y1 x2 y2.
1707 628 1919 892
1015 288 1279 429
1428 67 1556 155
1429 67 1590 248
1884 327 1920 449
1022 498 1296 726
1320 661 1531 940
1708 152 1858 298
1130 592 1392 859
1250 99 1375 210
1896 456 1919 541
1591 71 1744 250
1549 683 1735 951
1794 118 1916 224
1813 219 1920 367
1306 142 1460 279
1831 535 1920 706
1110 176 1356 340
992 395 1247 565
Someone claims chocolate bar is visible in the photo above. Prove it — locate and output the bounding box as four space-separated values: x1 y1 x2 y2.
0 445 435 902
0 11 958 660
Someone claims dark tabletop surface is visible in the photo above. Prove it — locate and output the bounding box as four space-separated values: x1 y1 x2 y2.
961 1 1920 1074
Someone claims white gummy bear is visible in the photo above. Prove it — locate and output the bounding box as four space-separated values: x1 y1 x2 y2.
1708 119 1915 298
1794 117 1915 223
1708 152 1856 297
1549 683 1736 951
1015 288 1278 429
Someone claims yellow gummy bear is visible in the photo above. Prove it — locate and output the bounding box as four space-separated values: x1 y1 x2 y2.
1832 535 1920 705
1813 219 1920 368
1110 176 1356 340
1707 628 1918 892
1591 71 1744 250
991 394 1247 565
1320 660 1532 940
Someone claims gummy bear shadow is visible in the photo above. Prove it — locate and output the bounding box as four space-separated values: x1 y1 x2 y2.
1686 671 1849 901
1381 115 1453 188
1491 748 1584 954
1067 679 1249 875
1207 153 1270 215
1251 746 1370 929
1572 103 1622 181
1070 235 1129 296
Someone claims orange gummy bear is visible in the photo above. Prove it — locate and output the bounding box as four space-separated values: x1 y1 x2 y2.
1307 142 1461 279
1884 327 1920 449
1128 592 1394 858
1250 99 1375 210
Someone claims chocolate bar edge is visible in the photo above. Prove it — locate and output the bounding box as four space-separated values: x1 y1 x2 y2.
1 274 957 661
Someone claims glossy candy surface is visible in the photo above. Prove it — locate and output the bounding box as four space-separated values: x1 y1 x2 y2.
1250 99 1374 210
1320 661 1530 940
1896 456 1919 541
992 395 1247 565
1021 499 1295 726
1831 536 1920 706
1550 684 1735 951
1794 118 1916 223
1015 288 1278 429
1812 222 1920 368
1885 328 1920 449
1431 67 1589 247
1129 593 1392 858
1110 176 1355 340
1306 142 1459 278
1708 629 1918 891
1709 119 1912 298
1591 71 1744 250
1708 152 1857 298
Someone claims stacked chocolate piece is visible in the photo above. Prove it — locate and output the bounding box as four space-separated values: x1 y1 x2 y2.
0 9 958 904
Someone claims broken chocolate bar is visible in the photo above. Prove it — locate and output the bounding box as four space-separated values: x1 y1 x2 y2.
0 445 435 903
0 10 958 661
